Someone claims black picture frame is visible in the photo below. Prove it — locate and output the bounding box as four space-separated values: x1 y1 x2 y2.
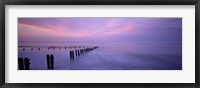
0 0 200 88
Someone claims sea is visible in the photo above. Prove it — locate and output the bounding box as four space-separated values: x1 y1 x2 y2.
18 41 182 70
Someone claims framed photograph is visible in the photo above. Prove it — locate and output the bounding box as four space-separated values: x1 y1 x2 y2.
1 0 199 88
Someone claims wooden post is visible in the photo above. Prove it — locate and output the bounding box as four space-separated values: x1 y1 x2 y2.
72 51 74 59
70 51 74 60
24 58 30 70
50 55 54 69
18 58 24 70
78 50 80 56
82 49 84 54
46 55 50 69
70 51 72 59
75 50 78 56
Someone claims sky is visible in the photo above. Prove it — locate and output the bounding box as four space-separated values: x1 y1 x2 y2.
18 18 182 42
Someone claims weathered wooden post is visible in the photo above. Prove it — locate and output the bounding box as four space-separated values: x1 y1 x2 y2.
75 50 78 56
77 50 80 56
82 49 84 54
50 55 54 69
72 51 74 59
82 49 83 54
70 51 72 59
18 58 24 70
46 55 50 69
70 51 74 60
24 58 30 70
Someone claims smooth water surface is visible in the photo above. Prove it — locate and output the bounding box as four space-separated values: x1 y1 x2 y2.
18 41 182 70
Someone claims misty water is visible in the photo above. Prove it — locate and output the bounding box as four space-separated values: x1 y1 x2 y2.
18 41 182 70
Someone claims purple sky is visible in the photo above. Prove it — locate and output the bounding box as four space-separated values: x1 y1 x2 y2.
18 18 182 42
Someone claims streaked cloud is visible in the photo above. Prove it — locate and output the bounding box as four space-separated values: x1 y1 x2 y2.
18 18 182 42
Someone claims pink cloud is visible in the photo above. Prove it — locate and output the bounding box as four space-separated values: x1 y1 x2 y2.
18 23 55 32
101 23 135 36
18 18 141 40
18 22 96 39
106 19 117 28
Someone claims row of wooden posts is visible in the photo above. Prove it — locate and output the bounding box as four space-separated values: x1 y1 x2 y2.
22 46 98 51
69 46 98 60
18 46 98 70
